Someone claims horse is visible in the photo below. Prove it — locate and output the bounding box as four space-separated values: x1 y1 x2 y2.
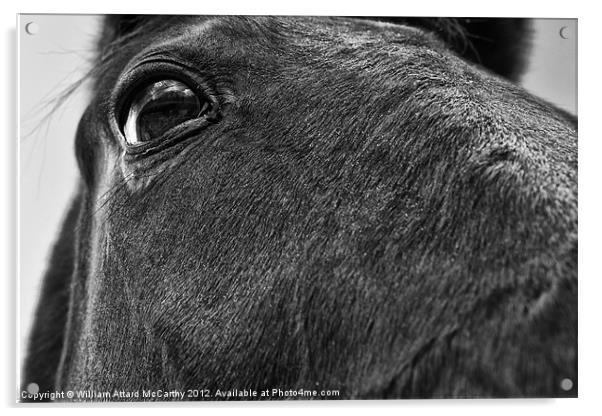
22 15 577 400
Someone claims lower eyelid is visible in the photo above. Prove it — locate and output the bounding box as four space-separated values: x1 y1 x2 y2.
123 115 217 157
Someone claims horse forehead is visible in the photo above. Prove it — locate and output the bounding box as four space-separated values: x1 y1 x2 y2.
142 15 433 56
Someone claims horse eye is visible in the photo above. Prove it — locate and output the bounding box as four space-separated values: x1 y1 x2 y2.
122 79 210 146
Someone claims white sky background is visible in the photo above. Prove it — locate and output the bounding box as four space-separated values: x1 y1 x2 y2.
18 15 577 360
19 15 100 361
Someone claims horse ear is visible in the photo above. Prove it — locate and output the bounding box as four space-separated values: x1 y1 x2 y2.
411 18 532 82
366 17 532 82
450 18 532 82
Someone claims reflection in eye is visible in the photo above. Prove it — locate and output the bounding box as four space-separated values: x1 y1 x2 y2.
123 79 210 146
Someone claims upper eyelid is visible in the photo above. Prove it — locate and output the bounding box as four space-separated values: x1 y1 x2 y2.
112 43 237 106
114 55 201 101
130 52 199 74
113 54 218 103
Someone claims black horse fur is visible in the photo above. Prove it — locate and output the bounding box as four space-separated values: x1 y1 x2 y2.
22 15 577 400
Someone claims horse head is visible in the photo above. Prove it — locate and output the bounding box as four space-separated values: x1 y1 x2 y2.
23 15 577 400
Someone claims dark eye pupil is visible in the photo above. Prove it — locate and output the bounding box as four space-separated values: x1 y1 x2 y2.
123 79 206 145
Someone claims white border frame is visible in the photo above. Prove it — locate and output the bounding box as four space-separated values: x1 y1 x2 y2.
3 1 598 415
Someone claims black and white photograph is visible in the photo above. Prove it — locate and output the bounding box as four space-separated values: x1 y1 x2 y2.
15 8 579 406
